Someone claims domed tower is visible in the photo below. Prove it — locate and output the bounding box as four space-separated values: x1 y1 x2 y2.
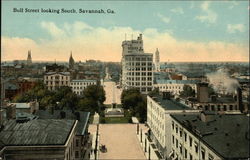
27 50 32 65
69 51 75 70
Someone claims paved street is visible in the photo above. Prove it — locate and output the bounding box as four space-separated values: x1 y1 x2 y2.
89 124 147 160
103 81 122 105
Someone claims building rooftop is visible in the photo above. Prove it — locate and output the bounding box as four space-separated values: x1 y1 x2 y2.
156 79 199 84
0 119 76 146
71 79 96 82
150 95 192 111
35 110 90 135
171 114 250 159
45 72 70 75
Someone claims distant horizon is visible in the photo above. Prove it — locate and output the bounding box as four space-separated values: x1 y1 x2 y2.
2 59 249 64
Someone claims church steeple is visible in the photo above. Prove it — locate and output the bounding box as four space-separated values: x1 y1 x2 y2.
69 51 75 70
27 50 32 65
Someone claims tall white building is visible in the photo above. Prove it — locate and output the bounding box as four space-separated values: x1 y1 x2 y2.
121 34 153 94
154 48 160 71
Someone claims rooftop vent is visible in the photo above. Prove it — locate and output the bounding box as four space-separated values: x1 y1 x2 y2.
214 127 218 131
225 133 228 136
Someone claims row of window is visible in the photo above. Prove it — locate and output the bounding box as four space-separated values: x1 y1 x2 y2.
125 57 152 61
126 72 152 76
172 122 215 160
202 104 236 111
45 76 69 80
126 62 152 66
45 81 69 85
127 77 152 81
71 82 96 86
127 82 152 86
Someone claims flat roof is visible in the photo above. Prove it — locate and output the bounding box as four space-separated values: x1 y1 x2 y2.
156 79 199 84
0 119 75 146
171 114 250 159
71 79 96 82
150 95 192 110
35 110 90 135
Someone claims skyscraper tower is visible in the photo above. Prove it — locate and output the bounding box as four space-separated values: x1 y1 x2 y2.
121 34 153 94
27 50 32 65
155 48 160 71
69 51 75 70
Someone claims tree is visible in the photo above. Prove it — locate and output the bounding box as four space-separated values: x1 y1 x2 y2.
83 85 106 104
180 85 195 97
121 88 147 122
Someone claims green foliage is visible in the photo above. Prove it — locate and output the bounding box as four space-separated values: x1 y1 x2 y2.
121 88 147 123
77 84 106 114
180 85 195 97
12 81 106 113
83 85 106 104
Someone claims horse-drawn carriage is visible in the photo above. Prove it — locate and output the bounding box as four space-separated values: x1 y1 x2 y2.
100 144 107 152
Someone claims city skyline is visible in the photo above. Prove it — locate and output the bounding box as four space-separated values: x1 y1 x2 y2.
2 1 249 62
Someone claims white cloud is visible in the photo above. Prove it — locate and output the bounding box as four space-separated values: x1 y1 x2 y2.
227 24 245 33
170 7 184 14
157 13 171 24
196 2 217 24
41 21 65 38
2 21 249 62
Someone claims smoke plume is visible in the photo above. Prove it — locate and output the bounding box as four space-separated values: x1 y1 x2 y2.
206 68 239 94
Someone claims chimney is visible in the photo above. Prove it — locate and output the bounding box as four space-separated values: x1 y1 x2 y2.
237 87 243 113
197 83 209 103
6 104 16 119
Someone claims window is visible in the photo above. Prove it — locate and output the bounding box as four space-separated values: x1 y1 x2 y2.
190 154 193 160
176 126 178 134
208 154 214 160
223 105 227 111
172 121 174 130
75 151 79 158
184 132 187 142
76 139 79 147
184 148 187 158
211 105 215 111
189 137 192 147
201 148 205 160
179 144 182 154
194 142 198 153
176 139 178 148
229 105 233 110
172 135 175 144
180 129 182 137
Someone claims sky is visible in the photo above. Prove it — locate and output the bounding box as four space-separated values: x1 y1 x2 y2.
1 0 249 62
